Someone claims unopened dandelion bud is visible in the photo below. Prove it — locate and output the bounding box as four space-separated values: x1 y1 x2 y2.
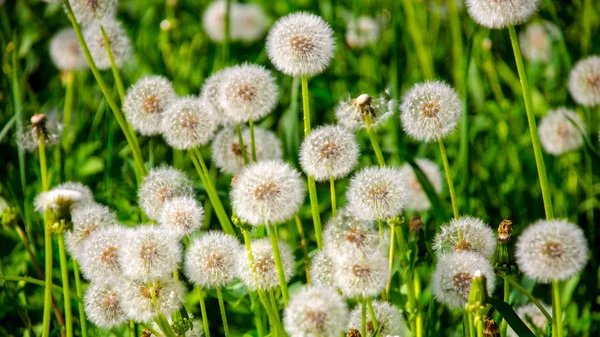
568 56 600 106
123 76 176 136
161 97 219 150
494 219 517 275
50 28 88 71
69 0 117 24
538 108 585 155
466 0 541 29
483 318 500 337
83 18 132 70
348 300 407 336
138 166 194 220
467 270 489 317
335 92 395 131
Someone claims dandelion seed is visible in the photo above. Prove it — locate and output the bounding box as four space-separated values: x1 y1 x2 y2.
507 303 552 337
83 18 132 70
237 238 295 291
159 196 204 237
519 22 553 63
568 56 600 107
538 108 585 155
17 113 63 152
79 226 126 283
66 203 118 259
231 160 305 226
266 12 335 76
515 219 589 283
348 300 407 336
68 0 117 24
432 216 497 259
84 282 127 328
123 76 177 136
185 231 241 289
161 97 219 150
50 28 88 70
466 0 541 29
138 166 194 220
309 251 335 288
323 210 379 257
333 250 388 298
119 277 185 322
400 81 462 142
283 286 349 337
345 16 379 50
335 92 396 132
34 181 94 213
399 158 443 211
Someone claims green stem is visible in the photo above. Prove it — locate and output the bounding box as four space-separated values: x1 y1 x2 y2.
216 287 231 337
552 281 563 337
267 289 280 337
329 176 337 218
468 312 476 337
39 135 53 337
267 225 289 305
438 139 459 218
249 119 257 162
12 33 26 195
236 124 250 165
301 75 311 135
129 321 135 337
295 215 311 284
366 298 380 335
140 323 161 337
223 0 231 66
0 275 72 298
402 0 435 80
100 25 126 103
397 226 418 335
385 224 396 300
197 288 211 337
500 279 509 336
57 235 73 337
446 0 464 92
63 71 75 127
507 25 554 220
365 115 385 166
361 298 367 337
499 274 553 323
463 312 471 337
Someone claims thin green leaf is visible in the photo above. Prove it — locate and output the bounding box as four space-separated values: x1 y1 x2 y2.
405 157 451 222
489 297 536 337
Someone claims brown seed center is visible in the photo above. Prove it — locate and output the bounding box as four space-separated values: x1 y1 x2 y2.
289 35 315 53
140 285 162 299
157 186 174 203
347 328 362 337
455 239 473 252
345 227 367 247
143 95 161 114
255 255 275 273
368 185 389 202
82 224 99 239
541 241 564 258
253 182 280 201
231 142 249 157
421 101 440 118
100 246 118 266
304 310 327 332
586 74 600 90
319 142 341 160
351 263 371 278
102 290 119 310
205 252 225 269
452 272 473 298
181 114 199 130
140 243 159 263
237 83 257 102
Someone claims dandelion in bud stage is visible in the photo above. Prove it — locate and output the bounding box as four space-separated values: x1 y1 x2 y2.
333 250 388 298
68 0 117 24
34 181 93 213
237 238 295 291
432 251 496 309
507 303 552 337
159 196 204 237
185 232 241 289
538 108 585 155
123 76 177 136
231 160 305 226
79 226 126 283
348 300 407 337
161 97 219 150
568 56 600 107
335 92 396 132
433 216 497 259
50 28 88 70
266 12 335 76
515 219 589 283
345 16 380 50
310 251 335 288
466 0 541 29
400 81 462 142
138 166 194 220
84 19 132 70
84 282 127 328
399 158 443 211
119 278 185 322
283 286 349 337
66 203 118 259
323 210 380 257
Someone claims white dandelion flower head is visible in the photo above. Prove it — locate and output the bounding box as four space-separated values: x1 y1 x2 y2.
162 97 219 150
519 22 553 63
507 303 552 337
345 16 380 50
211 126 282 175
66 203 118 259
236 3 269 42
237 238 295 291
323 210 379 257
184 231 241 288
34 181 94 213
568 56 600 107
119 278 185 323
346 166 408 221
219 63 278 124
138 166 194 220
200 69 229 126
69 0 117 24
159 196 204 237
50 28 88 70
283 286 349 337
348 301 407 337
333 250 388 298
299 125 359 181
79 226 127 283
399 158 443 211
123 76 177 136
231 160 305 226
466 0 541 29
202 0 234 42
119 226 182 282
432 251 496 309
515 219 589 283
432 216 497 259
538 108 585 155
84 282 127 329
83 18 132 70
335 92 396 132
400 81 463 142
266 12 335 76
310 251 335 288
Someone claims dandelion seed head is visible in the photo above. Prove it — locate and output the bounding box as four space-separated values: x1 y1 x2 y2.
200 69 230 126
17 112 63 152
79 226 126 283
466 0 541 29
66 203 118 259
348 301 407 337
323 210 380 257
84 282 127 329
162 97 219 150
50 28 88 70
202 0 235 42
310 251 335 288
158 196 204 237
34 182 93 213
399 158 443 211
119 278 185 323
69 0 117 24
568 56 600 107
507 303 552 337
538 108 585 155
123 76 176 136
138 166 194 220
519 22 552 63
335 92 396 132
236 3 269 42
185 231 241 288
84 18 132 70
345 16 379 50
237 238 295 291
433 216 497 259
333 250 388 298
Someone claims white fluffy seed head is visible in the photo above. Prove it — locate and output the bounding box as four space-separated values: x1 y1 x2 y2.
400 81 463 142
50 28 88 70
119 278 185 323
211 126 282 174
202 0 235 42
466 0 541 29
519 22 552 63
119 226 182 282
34 181 94 213
84 282 127 329
123 76 176 136
184 231 241 288
159 196 204 237
236 3 269 42
66 203 118 260
323 210 380 257
346 166 408 221
507 303 552 337
348 301 407 336
299 125 359 181
345 16 380 50
433 216 497 260
399 158 443 211
138 166 194 220
83 18 132 70
79 226 127 283
568 56 600 107
335 92 396 132
432 251 496 309
266 12 335 76
218 63 278 124
309 251 335 288
161 97 219 149
69 0 117 24
237 238 295 291
200 69 229 126
231 160 305 226
333 250 388 298
516 219 589 283
203 1 268 43
283 286 349 337
538 108 585 155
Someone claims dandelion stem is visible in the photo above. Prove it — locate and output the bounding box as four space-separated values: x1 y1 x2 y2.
39 134 53 337
507 25 554 220
216 287 231 337
402 0 434 80
129 321 135 337
57 234 73 337
385 225 396 300
100 25 126 103
63 71 75 127
462 312 471 337
236 124 250 165
498 274 553 323
329 176 337 218
295 215 311 284
500 279 509 336
361 298 367 337
438 139 459 219
468 312 476 337
11 33 26 195
446 0 464 92
249 119 257 161
364 115 385 166
366 298 380 334
552 281 563 337
266 225 290 305
396 226 418 335
197 287 211 337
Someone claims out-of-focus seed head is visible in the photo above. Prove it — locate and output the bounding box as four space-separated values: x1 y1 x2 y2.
161 97 219 150
50 28 88 70
211 126 282 174
185 231 241 288
83 18 132 70
231 160 305 226
118 277 185 322
399 158 443 211
345 16 380 50
138 166 194 220
203 1 267 43
79 226 126 283
299 125 359 181
309 251 335 288
400 81 462 142
346 166 408 221
202 0 235 42
69 0 117 24
323 210 379 257
507 303 552 337
18 112 63 152
67 202 119 260
568 56 600 106
515 219 589 283
119 226 182 282
34 181 94 213
236 3 269 42
538 108 585 155
333 250 388 298
283 286 349 337
159 196 204 237
466 0 541 29
84 282 127 328
335 92 396 132
432 251 496 309
348 300 407 336
433 216 497 259
266 12 335 76
519 22 553 63
237 238 295 291
123 76 177 136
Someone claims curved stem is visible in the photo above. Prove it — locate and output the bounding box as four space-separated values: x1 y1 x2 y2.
267 225 289 305
39 135 53 337
216 287 231 337
72 260 87 337
552 281 563 337
499 274 553 323
197 287 211 337
57 234 73 337
236 124 250 165
99 25 126 103
295 215 311 284
438 139 459 219
249 119 257 162
329 177 337 218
